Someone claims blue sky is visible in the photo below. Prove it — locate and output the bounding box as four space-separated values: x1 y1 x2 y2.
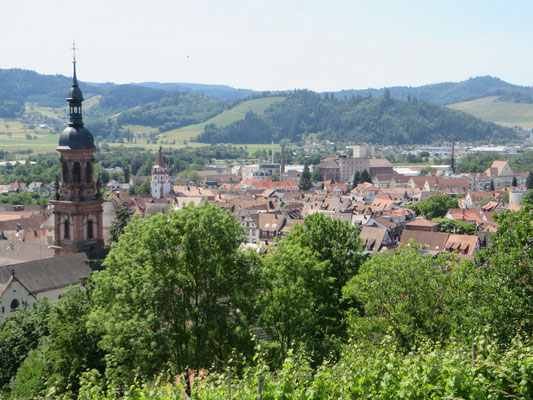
2 0 532 91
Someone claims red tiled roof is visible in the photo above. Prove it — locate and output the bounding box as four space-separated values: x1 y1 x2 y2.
405 218 439 227
153 147 167 169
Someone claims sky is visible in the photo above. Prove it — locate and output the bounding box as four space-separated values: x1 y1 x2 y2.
2 0 532 92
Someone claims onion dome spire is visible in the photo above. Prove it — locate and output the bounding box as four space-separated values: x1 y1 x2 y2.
58 42 95 150
67 41 84 127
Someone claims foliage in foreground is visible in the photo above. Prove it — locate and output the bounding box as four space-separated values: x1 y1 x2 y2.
71 338 533 399
2 204 532 399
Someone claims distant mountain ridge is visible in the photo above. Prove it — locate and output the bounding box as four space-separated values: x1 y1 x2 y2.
0 68 525 145
0 68 255 118
134 82 256 100
331 76 533 106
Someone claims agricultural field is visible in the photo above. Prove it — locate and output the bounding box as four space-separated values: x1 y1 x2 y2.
0 117 59 153
0 97 287 156
448 95 533 128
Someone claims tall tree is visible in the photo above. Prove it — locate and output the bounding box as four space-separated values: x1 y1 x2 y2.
258 213 363 365
352 171 361 187
489 179 495 191
360 169 372 183
47 287 105 393
343 246 462 350
473 206 533 342
299 163 312 191
0 300 51 388
512 175 518 187
90 203 256 384
527 171 533 190
109 203 134 243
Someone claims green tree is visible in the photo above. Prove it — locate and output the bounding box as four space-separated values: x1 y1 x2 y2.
522 189 533 209
258 213 363 364
109 203 134 243
407 194 458 219
311 167 322 182
489 179 495 191
257 244 326 363
136 177 151 194
89 203 256 385
47 287 105 394
122 165 130 184
0 300 51 388
527 171 533 190
352 171 361 187
299 163 312 191
343 245 462 350
432 218 476 235
360 169 371 183
479 195 496 206
10 345 50 399
512 175 518 187
473 206 533 342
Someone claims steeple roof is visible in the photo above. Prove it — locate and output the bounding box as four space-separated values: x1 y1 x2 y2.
57 59 95 150
153 147 167 169
67 61 84 101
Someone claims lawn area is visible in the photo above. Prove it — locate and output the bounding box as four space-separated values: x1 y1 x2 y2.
448 96 533 128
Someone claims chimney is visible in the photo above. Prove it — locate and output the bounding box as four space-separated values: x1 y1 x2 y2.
280 144 286 174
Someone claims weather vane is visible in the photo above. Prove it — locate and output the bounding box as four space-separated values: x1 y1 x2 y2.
72 40 77 63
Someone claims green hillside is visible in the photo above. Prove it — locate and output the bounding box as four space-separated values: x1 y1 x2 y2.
199 90 518 145
163 96 285 142
448 96 533 128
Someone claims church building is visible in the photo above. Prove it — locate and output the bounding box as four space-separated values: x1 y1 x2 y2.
50 58 104 255
151 146 171 199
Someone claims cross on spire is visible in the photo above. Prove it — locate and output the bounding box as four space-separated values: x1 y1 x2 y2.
72 40 77 64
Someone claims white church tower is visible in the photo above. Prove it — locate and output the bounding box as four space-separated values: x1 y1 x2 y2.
151 146 171 199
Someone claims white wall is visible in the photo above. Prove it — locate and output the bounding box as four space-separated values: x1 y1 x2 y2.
0 280 33 322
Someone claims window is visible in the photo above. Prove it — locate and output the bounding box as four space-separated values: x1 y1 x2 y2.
10 299 19 310
85 162 92 183
87 215 94 239
64 214 70 239
73 162 81 183
63 161 69 183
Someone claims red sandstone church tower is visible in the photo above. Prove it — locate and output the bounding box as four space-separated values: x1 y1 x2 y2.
51 58 104 255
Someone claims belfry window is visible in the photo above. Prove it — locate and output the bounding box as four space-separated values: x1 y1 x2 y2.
64 214 70 238
87 215 94 239
86 162 92 183
73 162 81 183
63 162 69 183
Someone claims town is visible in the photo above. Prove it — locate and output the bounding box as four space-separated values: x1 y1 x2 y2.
1 109 531 318
1 1 533 395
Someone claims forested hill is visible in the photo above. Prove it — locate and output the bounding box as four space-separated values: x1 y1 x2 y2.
332 76 533 105
198 90 518 145
0 68 253 118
